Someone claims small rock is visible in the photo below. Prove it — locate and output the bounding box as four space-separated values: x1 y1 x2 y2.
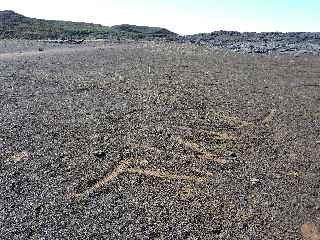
250 178 260 185
11 151 29 162
93 150 106 158
274 173 282 179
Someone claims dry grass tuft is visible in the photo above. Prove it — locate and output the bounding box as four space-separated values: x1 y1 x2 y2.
208 131 237 141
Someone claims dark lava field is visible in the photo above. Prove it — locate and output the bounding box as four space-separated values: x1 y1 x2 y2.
0 41 319 239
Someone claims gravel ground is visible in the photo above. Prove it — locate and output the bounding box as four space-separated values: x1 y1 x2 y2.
0 41 319 239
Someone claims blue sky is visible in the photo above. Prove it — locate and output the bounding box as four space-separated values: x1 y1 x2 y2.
1 0 319 34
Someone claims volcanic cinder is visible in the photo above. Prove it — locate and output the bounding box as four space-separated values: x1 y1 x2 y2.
0 40 319 239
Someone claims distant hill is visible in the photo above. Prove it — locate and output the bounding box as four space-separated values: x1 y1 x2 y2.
111 24 178 39
0 10 178 40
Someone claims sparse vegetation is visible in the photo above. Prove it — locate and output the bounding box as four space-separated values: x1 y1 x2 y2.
0 10 177 40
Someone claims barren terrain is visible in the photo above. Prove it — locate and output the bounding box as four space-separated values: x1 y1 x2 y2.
0 41 319 239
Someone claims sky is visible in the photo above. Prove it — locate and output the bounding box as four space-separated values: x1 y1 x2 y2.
1 0 319 35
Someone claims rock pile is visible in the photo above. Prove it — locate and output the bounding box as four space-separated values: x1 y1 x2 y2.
177 31 320 55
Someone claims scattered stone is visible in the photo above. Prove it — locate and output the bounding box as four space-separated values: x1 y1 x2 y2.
250 178 260 185
228 152 237 158
93 150 106 158
11 151 29 162
287 171 301 177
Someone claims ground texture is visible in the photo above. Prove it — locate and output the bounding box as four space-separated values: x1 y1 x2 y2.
0 41 319 239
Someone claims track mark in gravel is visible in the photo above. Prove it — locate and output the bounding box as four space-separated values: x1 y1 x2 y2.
176 136 227 164
210 111 253 128
0 46 104 60
126 168 209 182
72 158 213 198
292 84 320 88
301 223 320 240
2 86 108 100
262 109 277 124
